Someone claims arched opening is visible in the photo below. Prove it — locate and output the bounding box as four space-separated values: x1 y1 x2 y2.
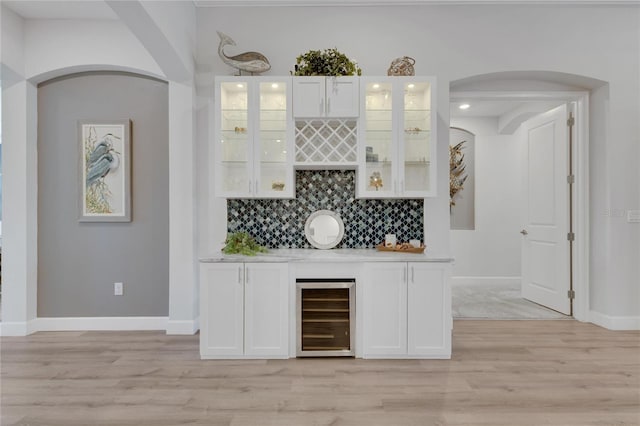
449 70 604 322
36 71 170 319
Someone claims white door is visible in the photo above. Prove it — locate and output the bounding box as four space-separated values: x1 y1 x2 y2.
521 104 571 315
408 263 451 356
362 262 407 357
200 263 244 357
292 77 325 117
326 77 359 117
244 263 289 357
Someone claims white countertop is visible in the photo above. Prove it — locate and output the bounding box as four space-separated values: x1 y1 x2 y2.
200 248 453 263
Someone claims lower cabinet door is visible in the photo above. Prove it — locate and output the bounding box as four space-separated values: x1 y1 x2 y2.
362 262 408 357
200 263 244 357
244 263 289 357
407 263 451 357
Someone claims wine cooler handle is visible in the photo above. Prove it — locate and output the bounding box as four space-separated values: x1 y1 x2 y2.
238 267 242 284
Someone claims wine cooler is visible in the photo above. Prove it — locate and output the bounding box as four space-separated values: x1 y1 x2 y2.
296 279 355 357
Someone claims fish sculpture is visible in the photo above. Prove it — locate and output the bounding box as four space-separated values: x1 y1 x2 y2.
217 31 271 75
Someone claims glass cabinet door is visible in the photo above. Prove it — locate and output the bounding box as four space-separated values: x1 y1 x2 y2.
362 81 395 197
219 81 251 194
257 81 290 196
402 81 431 194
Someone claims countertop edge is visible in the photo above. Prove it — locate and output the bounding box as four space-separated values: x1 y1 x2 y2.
199 249 454 263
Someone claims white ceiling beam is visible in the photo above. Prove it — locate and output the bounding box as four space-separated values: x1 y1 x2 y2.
106 0 192 82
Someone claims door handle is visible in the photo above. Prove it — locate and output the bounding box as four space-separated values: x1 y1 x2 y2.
520 229 528 235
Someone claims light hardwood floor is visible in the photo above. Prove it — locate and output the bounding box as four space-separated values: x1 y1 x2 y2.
2 321 639 426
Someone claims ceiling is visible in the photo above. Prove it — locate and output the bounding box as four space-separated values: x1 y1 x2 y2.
2 1 118 20
449 100 526 118
4 0 634 20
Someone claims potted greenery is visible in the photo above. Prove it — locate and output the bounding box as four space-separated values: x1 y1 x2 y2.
292 48 362 76
222 232 268 256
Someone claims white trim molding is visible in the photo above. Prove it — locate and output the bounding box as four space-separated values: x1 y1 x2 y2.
452 276 521 286
0 320 39 337
589 311 640 331
0 317 169 336
194 0 638 6
166 318 200 335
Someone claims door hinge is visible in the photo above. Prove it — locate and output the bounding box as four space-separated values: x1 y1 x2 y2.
567 232 575 241
567 289 576 299
567 175 575 184
567 116 575 127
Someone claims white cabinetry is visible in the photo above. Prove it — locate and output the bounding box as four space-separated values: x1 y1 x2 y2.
215 77 294 198
358 77 437 198
200 262 289 359
292 77 359 118
362 262 407 356
362 262 451 358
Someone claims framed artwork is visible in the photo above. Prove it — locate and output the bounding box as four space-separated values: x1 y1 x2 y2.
78 120 131 222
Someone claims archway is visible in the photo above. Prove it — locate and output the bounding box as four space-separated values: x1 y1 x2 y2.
449 70 608 323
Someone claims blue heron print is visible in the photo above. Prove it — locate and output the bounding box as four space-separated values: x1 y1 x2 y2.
84 128 122 214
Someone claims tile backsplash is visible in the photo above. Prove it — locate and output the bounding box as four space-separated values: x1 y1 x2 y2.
227 170 424 248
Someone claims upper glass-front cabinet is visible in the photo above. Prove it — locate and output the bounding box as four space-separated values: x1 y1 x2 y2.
215 77 294 198
358 77 436 198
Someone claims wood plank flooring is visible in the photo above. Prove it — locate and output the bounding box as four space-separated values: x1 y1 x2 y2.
2 321 639 426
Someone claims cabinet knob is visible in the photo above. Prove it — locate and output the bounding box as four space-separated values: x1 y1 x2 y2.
520 229 528 236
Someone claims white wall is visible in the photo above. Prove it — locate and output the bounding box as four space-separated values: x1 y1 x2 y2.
450 117 522 280
23 19 163 81
0 6 25 85
197 4 640 320
1 3 199 334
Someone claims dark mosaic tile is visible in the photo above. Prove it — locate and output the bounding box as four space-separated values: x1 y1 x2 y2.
228 170 424 249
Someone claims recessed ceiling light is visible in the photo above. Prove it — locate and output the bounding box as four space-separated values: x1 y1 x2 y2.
459 104 470 110
372 84 380 89
407 84 415 89
237 83 244 88
271 83 279 89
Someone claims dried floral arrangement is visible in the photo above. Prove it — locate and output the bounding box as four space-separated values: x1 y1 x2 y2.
292 48 362 76
450 141 469 208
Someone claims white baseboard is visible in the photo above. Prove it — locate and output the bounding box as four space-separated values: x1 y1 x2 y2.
1 317 168 335
33 316 169 332
166 317 199 335
0 320 38 336
452 276 521 286
0 316 200 336
589 311 640 330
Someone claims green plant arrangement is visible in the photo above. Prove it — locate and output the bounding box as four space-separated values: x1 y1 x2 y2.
222 231 268 256
292 48 362 76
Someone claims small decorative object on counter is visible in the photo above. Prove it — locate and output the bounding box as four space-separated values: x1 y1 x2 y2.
292 48 362 76
376 241 426 253
409 239 421 248
271 181 285 191
217 31 271 76
369 171 383 190
385 234 397 249
222 231 268 256
387 56 415 76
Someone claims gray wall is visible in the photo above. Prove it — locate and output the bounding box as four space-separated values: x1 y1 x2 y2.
37 72 169 317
